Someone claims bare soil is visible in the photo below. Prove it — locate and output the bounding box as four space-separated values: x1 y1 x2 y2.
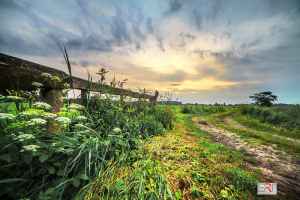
192 116 300 199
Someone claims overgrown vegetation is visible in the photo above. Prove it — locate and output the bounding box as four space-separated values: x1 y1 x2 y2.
236 104 300 132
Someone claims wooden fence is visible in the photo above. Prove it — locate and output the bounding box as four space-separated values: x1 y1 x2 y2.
0 53 159 114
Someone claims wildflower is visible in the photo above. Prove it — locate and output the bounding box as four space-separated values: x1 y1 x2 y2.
52 76 61 83
67 104 84 110
68 109 78 113
113 127 122 133
74 124 87 128
20 145 40 152
43 113 57 119
19 111 40 118
76 116 87 121
27 118 47 125
55 117 71 124
63 83 70 89
0 113 16 119
41 73 52 78
13 134 35 141
33 102 52 110
31 82 43 87
7 96 22 101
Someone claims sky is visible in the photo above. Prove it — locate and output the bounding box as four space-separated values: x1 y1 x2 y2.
0 0 300 104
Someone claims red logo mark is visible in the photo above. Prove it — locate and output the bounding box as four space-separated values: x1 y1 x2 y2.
265 183 271 192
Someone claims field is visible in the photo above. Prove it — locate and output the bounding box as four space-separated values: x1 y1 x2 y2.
0 64 299 199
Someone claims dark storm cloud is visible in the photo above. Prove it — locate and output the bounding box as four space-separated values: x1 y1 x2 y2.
80 60 89 68
146 17 153 33
206 1 221 22
110 8 131 46
163 0 182 16
156 37 165 52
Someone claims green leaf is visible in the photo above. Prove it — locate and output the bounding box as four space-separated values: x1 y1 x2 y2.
108 183 115 196
39 154 49 163
116 180 126 192
220 189 228 198
47 166 55 174
0 178 28 184
76 174 89 180
73 178 80 188
44 188 55 195
23 154 33 164
0 154 12 163
56 170 64 176
53 162 61 166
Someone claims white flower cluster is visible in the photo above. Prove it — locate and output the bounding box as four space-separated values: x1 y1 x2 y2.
41 73 52 78
52 76 61 82
0 113 16 120
55 117 71 124
74 124 87 128
27 118 47 125
31 82 43 87
20 145 40 152
67 104 84 110
33 102 52 110
76 116 87 121
55 147 74 155
13 134 35 142
19 111 40 118
113 127 122 133
68 109 78 113
7 96 22 101
43 113 57 119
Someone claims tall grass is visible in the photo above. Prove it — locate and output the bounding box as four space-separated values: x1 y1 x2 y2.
236 104 300 132
0 46 176 199
181 105 226 114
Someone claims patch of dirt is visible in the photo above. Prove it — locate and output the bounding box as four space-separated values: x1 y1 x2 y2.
192 116 300 198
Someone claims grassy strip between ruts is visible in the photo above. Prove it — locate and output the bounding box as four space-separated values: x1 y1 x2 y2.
86 108 271 199
205 111 300 156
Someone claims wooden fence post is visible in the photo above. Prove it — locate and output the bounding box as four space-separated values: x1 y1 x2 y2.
39 88 63 132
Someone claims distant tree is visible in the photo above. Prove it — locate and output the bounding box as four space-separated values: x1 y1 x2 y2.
249 91 278 107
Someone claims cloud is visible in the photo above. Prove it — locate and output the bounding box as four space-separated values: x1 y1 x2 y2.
182 32 197 40
248 37 262 47
206 1 221 22
61 60 77 65
190 10 203 30
169 84 180 86
163 0 182 16
146 17 153 33
156 37 165 52
190 48 211 60
227 19 231 26
80 60 89 68
110 8 131 46
128 6 144 39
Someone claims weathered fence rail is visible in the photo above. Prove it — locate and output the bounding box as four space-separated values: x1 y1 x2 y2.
0 53 159 114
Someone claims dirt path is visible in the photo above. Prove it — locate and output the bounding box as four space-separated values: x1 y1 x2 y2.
192 116 300 198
